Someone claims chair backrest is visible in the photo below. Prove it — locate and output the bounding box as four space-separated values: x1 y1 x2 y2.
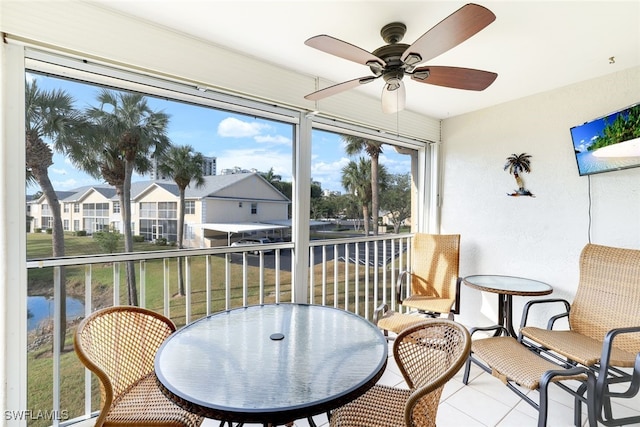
570 244 640 353
73 306 176 421
394 319 471 427
410 234 460 300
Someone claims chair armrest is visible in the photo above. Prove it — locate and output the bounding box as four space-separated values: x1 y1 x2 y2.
595 326 640 413
469 325 508 337
519 298 571 330
373 303 388 325
599 326 640 374
396 270 410 304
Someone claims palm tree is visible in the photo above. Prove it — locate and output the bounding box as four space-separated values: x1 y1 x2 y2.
342 158 373 235
83 89 171 306
157 145 205 296
260 167 282 185
504 153 532 192
343 135 383 235
25 79 88 350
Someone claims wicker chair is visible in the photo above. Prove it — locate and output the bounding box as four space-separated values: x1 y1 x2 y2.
375 234 461 335
329 319 471 427
519 243 640 425
73 306 204 427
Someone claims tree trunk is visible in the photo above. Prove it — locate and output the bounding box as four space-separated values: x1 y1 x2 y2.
121 163 138 306
26 133 67 351
177 189 186 296
370 154 379 236
362 204 370 236
515 173 524 190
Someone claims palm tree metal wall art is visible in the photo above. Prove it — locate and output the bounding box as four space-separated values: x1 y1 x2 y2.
504 153 535 197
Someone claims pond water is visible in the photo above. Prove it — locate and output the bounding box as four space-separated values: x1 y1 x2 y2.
27 296 85 331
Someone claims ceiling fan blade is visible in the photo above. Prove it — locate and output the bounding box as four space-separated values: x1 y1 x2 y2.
401 3 496 66
305 76 377 101
305 35 385 67
381 81 406 114
411 66 497 91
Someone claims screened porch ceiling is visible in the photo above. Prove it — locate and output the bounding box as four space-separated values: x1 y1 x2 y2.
88 1 640 120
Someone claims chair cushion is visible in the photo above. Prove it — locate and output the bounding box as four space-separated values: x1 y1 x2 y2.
401 295 455 314
377 311 430 334
105 373 203 427
472 337 586 390
521 327 638 367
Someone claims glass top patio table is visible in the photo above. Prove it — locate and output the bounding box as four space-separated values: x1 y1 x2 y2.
463 275 553 337
155 303 388 426
463 275 553 296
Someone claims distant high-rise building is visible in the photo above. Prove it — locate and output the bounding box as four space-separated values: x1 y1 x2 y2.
151 155 217 180
202 156 216 176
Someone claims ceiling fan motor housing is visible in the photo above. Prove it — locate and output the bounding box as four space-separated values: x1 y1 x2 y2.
380 22 407 44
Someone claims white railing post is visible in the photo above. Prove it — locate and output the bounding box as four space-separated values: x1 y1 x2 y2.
113 262 120 305
139 260 146 308
185 256 191 324
52 266 61 427
163 259 170 318
333 244 339 308
205 255 212 315
83 265 92 419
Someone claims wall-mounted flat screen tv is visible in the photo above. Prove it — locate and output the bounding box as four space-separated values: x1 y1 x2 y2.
570 102 640 176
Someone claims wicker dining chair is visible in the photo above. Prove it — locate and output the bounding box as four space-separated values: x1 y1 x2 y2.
73 306 204 427
376 234 461 335
329 319 471 427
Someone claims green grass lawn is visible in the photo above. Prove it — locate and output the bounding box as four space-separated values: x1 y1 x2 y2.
26 232 384 426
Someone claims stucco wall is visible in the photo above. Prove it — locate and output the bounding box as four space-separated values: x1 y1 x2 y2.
441 67 640 329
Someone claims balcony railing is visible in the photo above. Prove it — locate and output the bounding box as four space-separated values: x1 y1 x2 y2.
25 233 413 427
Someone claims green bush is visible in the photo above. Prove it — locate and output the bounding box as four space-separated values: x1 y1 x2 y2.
74 230 87 236
93 227 122 254
133 235 145 243
45 228 53 234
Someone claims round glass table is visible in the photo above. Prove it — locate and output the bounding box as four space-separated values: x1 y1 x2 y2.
155 303 388 426
463 275 553 336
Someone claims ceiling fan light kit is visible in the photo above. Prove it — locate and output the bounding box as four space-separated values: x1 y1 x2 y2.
304 3 498 113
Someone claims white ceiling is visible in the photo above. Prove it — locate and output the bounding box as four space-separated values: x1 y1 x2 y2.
89 1 639 119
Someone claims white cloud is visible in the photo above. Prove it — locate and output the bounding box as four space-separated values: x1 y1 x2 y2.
312 157 350 174
50 168 67 175
255 134 291 145
311 157 351 192
51 178 81 190
217 117 271 138
216 148 292 180
378 153 411 174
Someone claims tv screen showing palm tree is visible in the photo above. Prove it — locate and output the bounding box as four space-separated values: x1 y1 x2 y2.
570 102 640 176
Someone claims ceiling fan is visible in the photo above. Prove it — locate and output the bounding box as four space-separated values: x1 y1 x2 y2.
304 3 498 114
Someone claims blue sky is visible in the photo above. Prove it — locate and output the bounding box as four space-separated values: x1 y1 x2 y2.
27 72 412 193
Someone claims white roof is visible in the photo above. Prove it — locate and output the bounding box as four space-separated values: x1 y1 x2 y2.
197 222 288 234
262 219 330 228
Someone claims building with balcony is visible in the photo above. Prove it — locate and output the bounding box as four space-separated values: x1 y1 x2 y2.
28 173 290 247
